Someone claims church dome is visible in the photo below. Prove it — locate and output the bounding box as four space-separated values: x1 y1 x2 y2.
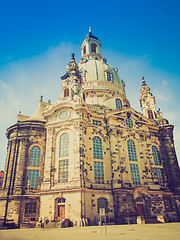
79 58 125 95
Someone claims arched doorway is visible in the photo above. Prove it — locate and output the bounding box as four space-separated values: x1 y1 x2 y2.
134 188 151 220
55 197 66 221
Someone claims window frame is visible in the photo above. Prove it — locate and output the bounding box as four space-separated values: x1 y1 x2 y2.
148 109 154 119
152 146 161 165
59 133 69 157
27 145 41 190
125 117 133 129
94 161 104 184
24 202 37 218
58 159 69 183
97 197 108 213
127 139 138 162
130 163 140 184
93 136 103 159
106 71 113 82
115 98 122 110
64 88 69 97
29 146 41 167
92 120 101 126
91 43 97 53
83 45 86 55
58 132 70 183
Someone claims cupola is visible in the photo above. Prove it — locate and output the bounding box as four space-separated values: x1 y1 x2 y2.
80 27 102 58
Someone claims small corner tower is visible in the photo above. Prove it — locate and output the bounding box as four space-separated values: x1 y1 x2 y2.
140 76 162 120
60 53 82 99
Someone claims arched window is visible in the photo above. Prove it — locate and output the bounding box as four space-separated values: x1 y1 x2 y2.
29 146 41 167
93 136 103 159
97 197 108 213
116 98 122 110
127 140 137 162
60 133 69 157
125 117 133 129
148 110 154 119
64 88 69 97
91 43 97 53
24 202 37 217
152 146 161 165
83 45 86 54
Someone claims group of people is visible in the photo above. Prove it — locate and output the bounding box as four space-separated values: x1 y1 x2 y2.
36 217 49 228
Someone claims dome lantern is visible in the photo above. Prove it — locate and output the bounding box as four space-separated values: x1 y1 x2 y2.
80 28 102 58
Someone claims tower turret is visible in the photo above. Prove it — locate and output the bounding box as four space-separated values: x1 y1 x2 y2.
60 53 82 99
140 76 162 120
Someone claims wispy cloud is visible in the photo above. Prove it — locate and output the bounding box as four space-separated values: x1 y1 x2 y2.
162 80 168 87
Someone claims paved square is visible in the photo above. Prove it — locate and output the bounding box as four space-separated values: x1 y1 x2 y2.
0 223 180 240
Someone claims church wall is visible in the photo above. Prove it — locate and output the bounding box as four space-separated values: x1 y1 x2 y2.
107 114 169 191
4 199 20 223
84 189 114 224
0 200 6 219
159 125 180 192
113 189 179 224
40 191 81 225
82 117 112 188
0 121 46 225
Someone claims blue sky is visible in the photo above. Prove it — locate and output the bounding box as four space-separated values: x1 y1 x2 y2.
0 0 180 169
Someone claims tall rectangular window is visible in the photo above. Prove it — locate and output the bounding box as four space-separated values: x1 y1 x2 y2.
60 133 69 157
94 161 104 184
152 146 161 165
28 170 39 190
29 146 41 167
106 72 113 82
154 168 164 186
93 136 103 159
130 163 140 184
58 160 69 183
127 140 137 161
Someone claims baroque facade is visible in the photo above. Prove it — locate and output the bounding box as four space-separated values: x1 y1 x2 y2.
1 30 180 227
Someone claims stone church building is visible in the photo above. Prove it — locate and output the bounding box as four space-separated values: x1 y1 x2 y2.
1 30 180 227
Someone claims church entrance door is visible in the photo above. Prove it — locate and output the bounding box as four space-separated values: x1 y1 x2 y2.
57 205 65 221
136 204 145 217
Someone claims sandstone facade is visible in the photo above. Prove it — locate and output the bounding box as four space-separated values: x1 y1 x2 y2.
1 30 180 227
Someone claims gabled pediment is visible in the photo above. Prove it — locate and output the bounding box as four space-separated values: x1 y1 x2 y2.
106 107 157 126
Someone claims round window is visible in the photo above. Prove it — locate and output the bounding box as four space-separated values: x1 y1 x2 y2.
125 117 133 129
59 111 69 121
